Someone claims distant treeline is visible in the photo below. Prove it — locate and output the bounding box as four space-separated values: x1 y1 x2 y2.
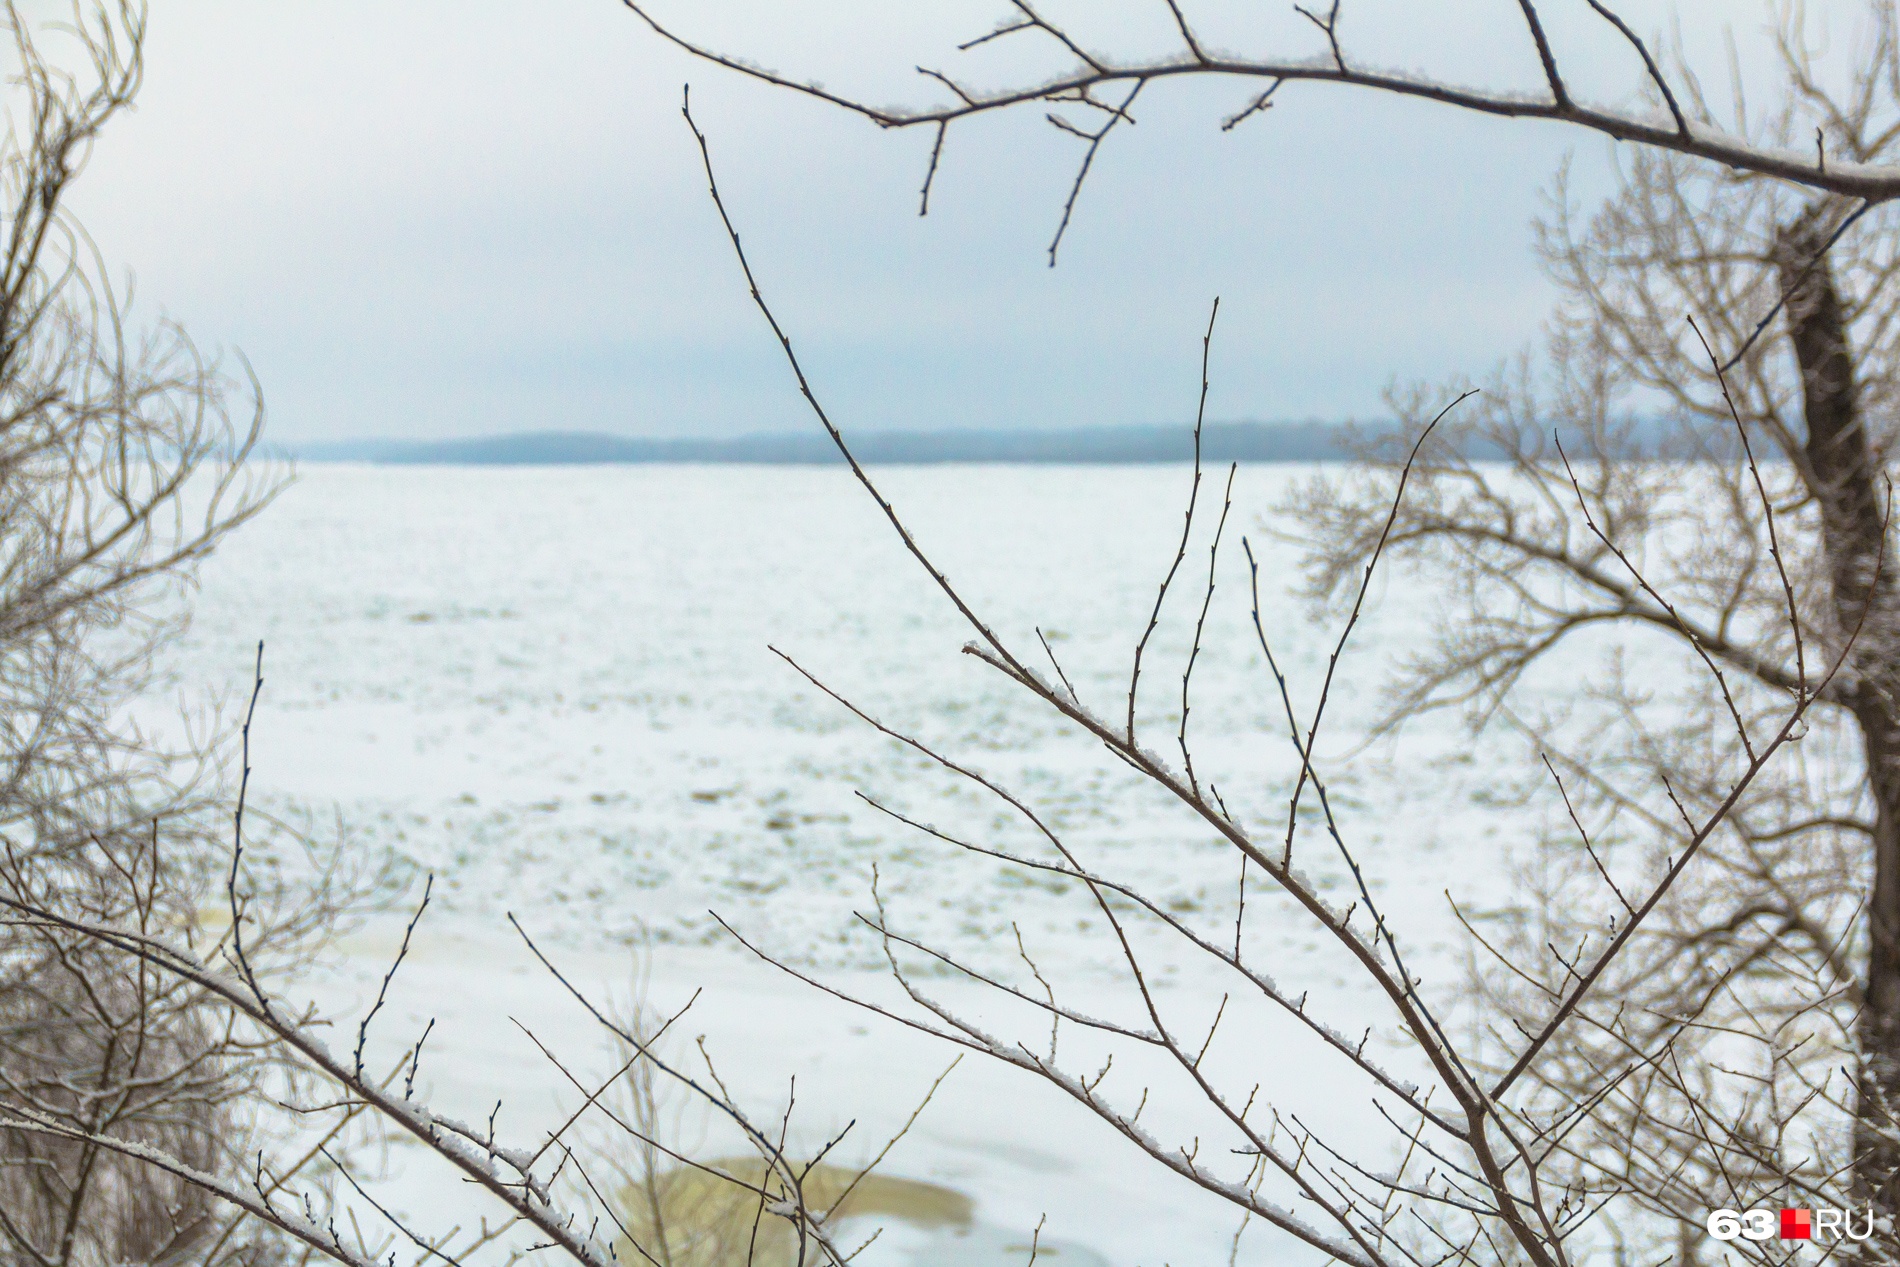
293 419 1727 466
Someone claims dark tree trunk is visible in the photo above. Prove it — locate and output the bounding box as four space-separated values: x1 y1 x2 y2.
1775 209 1900 1216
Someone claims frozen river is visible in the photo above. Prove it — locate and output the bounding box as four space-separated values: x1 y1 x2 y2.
148 461 1535 1265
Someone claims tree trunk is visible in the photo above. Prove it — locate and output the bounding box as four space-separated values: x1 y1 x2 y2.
1775 208 1900 1215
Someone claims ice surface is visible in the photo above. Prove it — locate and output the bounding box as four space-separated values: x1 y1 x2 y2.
141 463 1564 1265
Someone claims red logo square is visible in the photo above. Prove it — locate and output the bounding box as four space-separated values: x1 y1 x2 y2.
1781 1208 1812 1239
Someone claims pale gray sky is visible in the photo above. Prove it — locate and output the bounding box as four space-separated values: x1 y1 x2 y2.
64 1 1814 443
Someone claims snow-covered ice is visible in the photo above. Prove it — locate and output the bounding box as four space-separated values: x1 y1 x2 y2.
146 462 1544 1265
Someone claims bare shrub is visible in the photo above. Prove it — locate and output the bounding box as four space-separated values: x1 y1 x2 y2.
0 4 359 1262
8 3 1900 1264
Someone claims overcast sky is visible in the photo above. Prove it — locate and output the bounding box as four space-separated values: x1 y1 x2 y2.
61 1 1827 443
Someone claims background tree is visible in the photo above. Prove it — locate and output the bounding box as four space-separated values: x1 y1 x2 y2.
1285 0 1900 1231
0 5 359 1263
